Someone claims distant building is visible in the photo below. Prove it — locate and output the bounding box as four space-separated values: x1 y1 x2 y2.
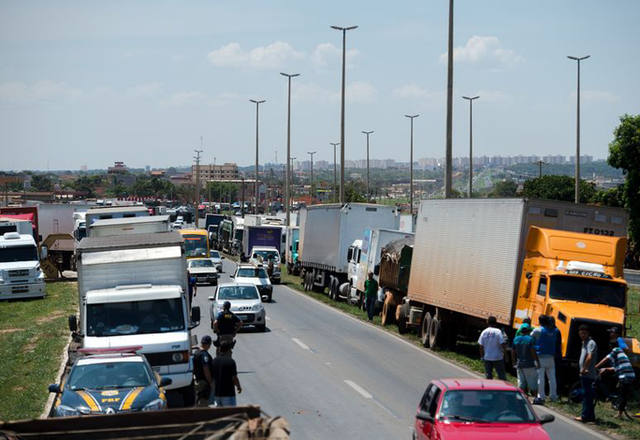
107 161 135 186
108 161 128 174
170 173 193 186
192 163 239 181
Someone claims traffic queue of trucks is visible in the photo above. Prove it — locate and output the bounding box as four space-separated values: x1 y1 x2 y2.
296 199 640 369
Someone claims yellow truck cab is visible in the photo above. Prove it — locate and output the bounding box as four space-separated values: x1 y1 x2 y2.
516 226 633 364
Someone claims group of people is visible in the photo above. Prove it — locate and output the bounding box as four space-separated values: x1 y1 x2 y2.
478 315 636 423
193 301 243 407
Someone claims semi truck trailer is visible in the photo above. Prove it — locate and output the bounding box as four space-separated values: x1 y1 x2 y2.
88 215 170 237
396 199 637 367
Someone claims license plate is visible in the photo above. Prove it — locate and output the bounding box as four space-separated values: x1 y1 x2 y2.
237 314 251 321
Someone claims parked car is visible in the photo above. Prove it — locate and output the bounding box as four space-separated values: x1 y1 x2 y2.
413 378 554 440
232 264 273 302
210 250 224 273
209 283 266 331
49 349 171 417
187 258 219 285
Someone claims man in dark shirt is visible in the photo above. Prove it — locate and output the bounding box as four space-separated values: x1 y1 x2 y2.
364 272 378 321
211 341 242 407
193 335 214 407
213 301 242 355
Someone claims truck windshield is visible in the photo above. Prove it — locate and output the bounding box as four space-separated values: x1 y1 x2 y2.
0 245 38 262
183 234 208 257
67 361 153 390
252 250 279 261
87 298 185 336
237 268 268 278
549 276 626 309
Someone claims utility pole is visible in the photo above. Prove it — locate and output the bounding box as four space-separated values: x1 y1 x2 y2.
462 95 479 198
331 25 358 204
330 142 339 203
250 99 266 214
241 176 245 218
362 131 374 200
307 151 317 200
567 55 590 204
290 157 296 195
536 160 546 178
445 0 454 198
280 73 300 226
194 145 203 206
405 114 419 214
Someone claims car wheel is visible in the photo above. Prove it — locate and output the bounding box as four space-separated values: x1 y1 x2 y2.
257 324 266 332
268 293 272 302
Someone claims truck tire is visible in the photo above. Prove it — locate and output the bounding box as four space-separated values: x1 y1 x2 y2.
381 296 396 326
397 303 409 334
421 312 432 348
329 277 338 300
428 316 442 349
304 272 311 291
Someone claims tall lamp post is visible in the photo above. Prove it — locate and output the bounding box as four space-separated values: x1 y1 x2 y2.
280 72 300 226
307 151 316 200
405 114 419 214
330 142 339 202
362 130 374 199
462 95 479 198
250 99 265 214
331 25 358 204
445 0 454 198
567 55 590 204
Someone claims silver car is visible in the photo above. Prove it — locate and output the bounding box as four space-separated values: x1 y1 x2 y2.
209 250 224 273
209 283 266 332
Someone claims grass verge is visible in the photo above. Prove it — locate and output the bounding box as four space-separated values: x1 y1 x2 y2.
0 282 78 421
282 269 640 439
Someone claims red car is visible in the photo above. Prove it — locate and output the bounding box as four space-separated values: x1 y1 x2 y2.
413 378 555 440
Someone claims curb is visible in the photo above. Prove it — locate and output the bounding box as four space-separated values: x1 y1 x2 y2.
41 335 71 419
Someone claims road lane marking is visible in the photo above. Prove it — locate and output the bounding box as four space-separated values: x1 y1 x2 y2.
291 337 310 351
344 380 372 399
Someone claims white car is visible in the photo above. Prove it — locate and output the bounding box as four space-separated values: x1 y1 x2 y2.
248 247 281 284
232 264 273 302
209 250 224 273
187 258 219 285
209 283 266 331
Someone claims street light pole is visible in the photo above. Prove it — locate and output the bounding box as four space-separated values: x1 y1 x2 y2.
567 55 590 204
362 130 374 200
445 0 454 198
307 151 317 200
250 99 265 214
280 73 300 226
331 25 358 204
405 114 419 214
194 147 203 206
536 160 546 178
330 142 339 203
462 95 479 198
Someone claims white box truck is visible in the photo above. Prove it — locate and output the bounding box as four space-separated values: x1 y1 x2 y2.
89 215 170 237
299 203 399 300
85 206 150 235
0 232 46 300
70 231 199 405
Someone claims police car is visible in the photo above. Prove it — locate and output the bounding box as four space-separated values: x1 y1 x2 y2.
49 347 172 416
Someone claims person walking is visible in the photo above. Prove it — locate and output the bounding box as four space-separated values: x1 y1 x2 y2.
532 315 559 404
478 316 507 380
211 341 242 407
512 323 539 396
193 335 214 407
576 325 597 423
364 272 378 321
595 342 636 419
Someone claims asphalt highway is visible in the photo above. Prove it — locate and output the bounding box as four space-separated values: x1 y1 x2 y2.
191 258 609 440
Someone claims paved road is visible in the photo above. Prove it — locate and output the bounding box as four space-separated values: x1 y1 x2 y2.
191 259 608 440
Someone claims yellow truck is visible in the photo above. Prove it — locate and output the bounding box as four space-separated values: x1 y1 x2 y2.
397 199 639 367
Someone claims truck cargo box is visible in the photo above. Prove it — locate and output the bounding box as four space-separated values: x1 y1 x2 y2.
89 215 170 237
379 237 414 293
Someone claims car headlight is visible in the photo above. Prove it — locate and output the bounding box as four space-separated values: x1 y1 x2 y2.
56 404 88 417
142 398 166 412
252 303 264 311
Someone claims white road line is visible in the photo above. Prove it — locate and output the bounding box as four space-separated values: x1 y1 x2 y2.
291 337 310 351
282 284 612 440
344 380 373 399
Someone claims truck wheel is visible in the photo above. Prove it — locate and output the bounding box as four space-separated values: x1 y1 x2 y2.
421 312 432 348
303 273 311 291
328 277 336 299
381 297 396 326
397 303 409 334
428 316 442 349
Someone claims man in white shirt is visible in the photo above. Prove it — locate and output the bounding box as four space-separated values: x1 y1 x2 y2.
478 316 507 380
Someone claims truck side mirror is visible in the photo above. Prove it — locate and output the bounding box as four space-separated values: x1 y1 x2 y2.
191 306 201 324
68 315 77 332
41 246 48 260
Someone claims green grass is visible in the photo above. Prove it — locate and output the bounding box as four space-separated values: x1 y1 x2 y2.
0 282 78 421
281 269 640 439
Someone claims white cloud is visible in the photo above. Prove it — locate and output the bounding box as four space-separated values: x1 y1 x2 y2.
571 90 619 103
0 80 82 104
207 41 304 69
346 81 376 102
163 91 206 107
440 36 522 67
393 84 437 100
311 43 359 68
126 82 163 98
293 81 376 103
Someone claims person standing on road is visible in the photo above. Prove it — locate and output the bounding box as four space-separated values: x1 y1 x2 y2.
211 341 242 407
512 323 539 396
213 301 242 355
478 316 507 380
532 315 559 404
193 335 214 407
608 327 629 353
595 342 636 419
188 274 197 303
576 325 598 423
364 272 378 322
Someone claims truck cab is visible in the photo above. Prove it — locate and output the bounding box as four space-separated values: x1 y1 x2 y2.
0 232 46 299
514 226 633 364
347 239 363 304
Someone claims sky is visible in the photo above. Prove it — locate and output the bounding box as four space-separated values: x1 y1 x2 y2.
1 0 639 171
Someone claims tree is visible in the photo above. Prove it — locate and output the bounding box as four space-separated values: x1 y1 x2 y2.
607 114 640 266
591 185 625 208
521 175 596 203
344 181 367 203
72 175 102 198
31 174 53 192
489 180 518 198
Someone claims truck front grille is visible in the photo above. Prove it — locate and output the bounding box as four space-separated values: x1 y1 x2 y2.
144 351 187 366
9 270 29 278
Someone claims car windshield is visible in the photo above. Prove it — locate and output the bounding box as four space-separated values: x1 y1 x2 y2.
439 390 536 423
86 298 185 336
237 268 268 278
183 234 208 257
210 251 221 259
0 245 38 262
217 286 259 300
549 275 625 308
190 259 213 268
67 361 153 390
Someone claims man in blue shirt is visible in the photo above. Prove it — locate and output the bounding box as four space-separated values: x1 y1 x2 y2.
532 315 560 404
513 323 539 396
